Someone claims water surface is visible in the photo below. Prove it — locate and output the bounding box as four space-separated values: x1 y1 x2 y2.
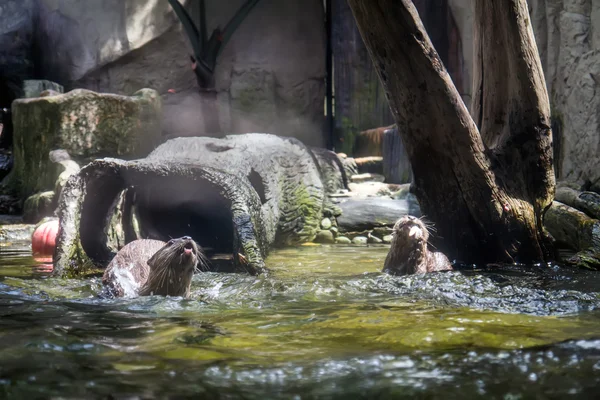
1 242 600 399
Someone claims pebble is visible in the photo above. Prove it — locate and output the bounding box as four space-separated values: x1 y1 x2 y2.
352 236 368 245
335 236 352 244
320 218 332 230
314 230 335 244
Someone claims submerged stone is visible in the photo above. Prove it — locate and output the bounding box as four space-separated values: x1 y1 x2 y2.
320 218 332 230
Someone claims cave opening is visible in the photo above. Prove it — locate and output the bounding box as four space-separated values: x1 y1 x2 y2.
132 174 237 271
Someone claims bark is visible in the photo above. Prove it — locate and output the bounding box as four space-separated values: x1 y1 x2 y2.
346 0 555 264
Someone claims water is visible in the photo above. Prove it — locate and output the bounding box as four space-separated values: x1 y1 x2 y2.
1 241 600 399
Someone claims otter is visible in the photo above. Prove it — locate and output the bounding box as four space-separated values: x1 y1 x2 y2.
101 236 207 298
383 215 453 275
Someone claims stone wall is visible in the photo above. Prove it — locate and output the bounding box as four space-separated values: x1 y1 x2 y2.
2 0 326 147
444 0 600 189
528 0 600 188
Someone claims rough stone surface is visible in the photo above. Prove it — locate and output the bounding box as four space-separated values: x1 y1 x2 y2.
0 224 35 243
23 191 55 223
320 218 332 230
54 133 347 276
352 236 368 245
383 234 393 244
0 0 35 102
4 0 326 147
447 0 600 187
335 236 351 244
337 197 421 233
10 88 161 197
314 230 335 244
22 80 63 98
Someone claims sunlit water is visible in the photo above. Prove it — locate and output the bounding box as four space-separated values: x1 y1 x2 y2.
1 241 600 399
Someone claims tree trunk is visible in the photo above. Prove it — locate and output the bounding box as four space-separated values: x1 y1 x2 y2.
346 0 555 264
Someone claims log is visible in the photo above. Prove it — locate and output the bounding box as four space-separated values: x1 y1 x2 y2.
346 0 555 264
53 133 347 276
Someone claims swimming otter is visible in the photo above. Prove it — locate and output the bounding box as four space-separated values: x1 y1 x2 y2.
383 215 452 275
102 236 207 298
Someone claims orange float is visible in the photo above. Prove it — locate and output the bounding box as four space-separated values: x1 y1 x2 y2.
32 219 59 258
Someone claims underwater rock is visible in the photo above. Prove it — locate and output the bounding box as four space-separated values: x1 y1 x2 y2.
54 133 347 276
0 224 35 243
10 88 161 198
320 218 332 230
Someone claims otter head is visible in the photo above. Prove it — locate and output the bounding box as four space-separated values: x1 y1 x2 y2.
384 215 430 275
392 215 429 245
139 236 207 298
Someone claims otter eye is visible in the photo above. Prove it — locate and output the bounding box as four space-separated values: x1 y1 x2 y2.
167 239 175 246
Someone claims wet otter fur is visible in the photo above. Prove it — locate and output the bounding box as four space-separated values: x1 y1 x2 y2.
383 215 452 275
102 236 207 298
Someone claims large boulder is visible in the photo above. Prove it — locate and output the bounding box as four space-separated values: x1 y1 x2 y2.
10 88 162 198
53 133 347 276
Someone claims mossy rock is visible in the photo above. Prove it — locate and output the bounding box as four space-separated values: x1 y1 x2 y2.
23 191 55 223
10 88 162 198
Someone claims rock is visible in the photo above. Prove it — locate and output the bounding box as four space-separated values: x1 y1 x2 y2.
373 226 393 238
335 236 352 244
368 235 382 244
352 236 368 245
49 150 81 201
383 235 393 244
337 197 421 233
390 183 412 199
544 201 600 251
54 133 347 276
544 201 600 270
350 173 386 183
23 191 55 223
348 181 398 198
24 0 326 146
10 88 162 198
555 185 600 219
0 224 35 243
330 226 339 235
382 126 412 184
22 80 63 98
321 218 332 230
354 157 383 174
341 157 359 177
314 230 335 244
0 194 20 215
